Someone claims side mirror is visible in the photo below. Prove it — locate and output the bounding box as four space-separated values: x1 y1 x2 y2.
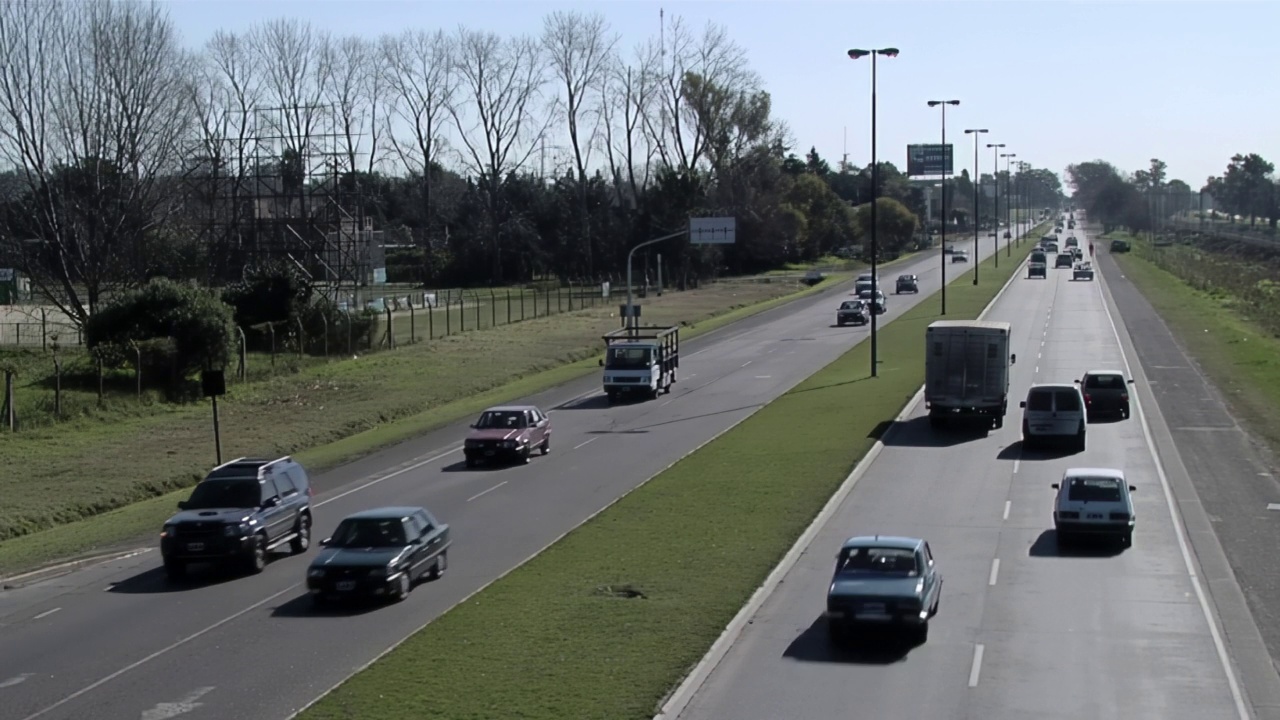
598 359 604 366
1051 483 1060 490
1019 401 1027 408
1127 379 1135 384
1073 379 1081 384
177 500 189 510
1129 485 1137 492
1010 354 1017 364
469 423 477 429
320 537 331 547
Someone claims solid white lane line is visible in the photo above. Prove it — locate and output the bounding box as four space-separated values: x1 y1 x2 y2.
988 559 1000 586
1003 500 1012 520
1013 458 1020 474
968 644 985 687
467 481 508 503
19 585 298 720
741 361 752 368
1098 274 1250 720
0 674 34 689
1267 503 1280 512
573 437 598 450
1034 366 1039 374
32 607 60 620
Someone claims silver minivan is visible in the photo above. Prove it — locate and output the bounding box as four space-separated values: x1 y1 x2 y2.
1020 383 1086 451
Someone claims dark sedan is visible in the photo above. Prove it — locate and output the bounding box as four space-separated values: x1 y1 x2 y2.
825 535 942 644
1076 369 1134 420
307 506 450 606
895 274 919 294
836 300 869 327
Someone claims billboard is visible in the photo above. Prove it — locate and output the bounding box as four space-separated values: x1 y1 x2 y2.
906 144 954 176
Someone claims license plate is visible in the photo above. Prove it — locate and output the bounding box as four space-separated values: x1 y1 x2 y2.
336 581 356 591
855 612 892 622
186 542 204 552
1086 513 1103 519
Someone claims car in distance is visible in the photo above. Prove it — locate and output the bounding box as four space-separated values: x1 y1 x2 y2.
858 289 887 314
1044 241 1060 254
825 535 942 644
464 405 551 467
854 273 879 295
895 274 919 294
1072 262 1095 281
802 269 825 286
836 299 869 327
1054 253 1074 269
1065 235 1079 248
1110 238 1131 253
1028 250 1048 279
160 456 313 580
1051 469 1136 546
1020 383 1087 451
307 506 451 605
951 250 969 263
1075 369 1134 419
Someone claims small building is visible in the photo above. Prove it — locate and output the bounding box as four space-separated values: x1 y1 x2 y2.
0 268 28 305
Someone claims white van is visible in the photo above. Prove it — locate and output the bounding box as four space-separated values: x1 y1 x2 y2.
1020 383 1086 451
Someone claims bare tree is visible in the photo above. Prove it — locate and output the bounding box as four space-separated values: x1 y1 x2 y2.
600 40 660 210
248 18 333 194
449 28 551 281
541 10 617 276
323 34 373 176
382 29 456 233
0 0 194 323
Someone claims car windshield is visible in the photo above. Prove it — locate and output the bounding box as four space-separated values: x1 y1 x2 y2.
328 518 408 548
858 290 883 300
1085 374 1124 389
474 410 527 430
1066 477 1124 502
838 547 919 576
605 346 652 370
184 478 261 510
840 301 862 310
898 275 914 282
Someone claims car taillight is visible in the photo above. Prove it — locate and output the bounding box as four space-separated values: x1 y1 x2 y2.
1083 394 1091 405
1057 511 1080 519
1120 393 1129 401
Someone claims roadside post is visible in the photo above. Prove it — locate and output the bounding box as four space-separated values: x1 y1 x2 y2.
625 216 736 334
201 369 226 465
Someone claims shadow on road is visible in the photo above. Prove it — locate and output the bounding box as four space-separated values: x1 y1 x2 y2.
554 395 613 411
608 404 764 433
107 564 245 594
875 417 989 448
783 617 912 665
1028 529 1126 558
997 442 1023 460
786 375 876 396
439 459 514 473
1013 442 1085 461
271 592 385 618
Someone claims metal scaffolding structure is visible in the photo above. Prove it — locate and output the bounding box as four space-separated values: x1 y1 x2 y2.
181 104 385 299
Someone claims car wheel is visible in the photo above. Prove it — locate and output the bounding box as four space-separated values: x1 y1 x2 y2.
1122 530 1133 547
913 622 930 644
428 551 448 581
392 571 411 602
521 447 531 464
244 534 267 575
540 437 550 455
992 414 1003 430
290 513 311 554
163 559 185 582
1121 405 1130 419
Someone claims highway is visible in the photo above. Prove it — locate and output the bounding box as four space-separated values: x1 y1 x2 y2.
0 226 1028 720
671 225 1280 720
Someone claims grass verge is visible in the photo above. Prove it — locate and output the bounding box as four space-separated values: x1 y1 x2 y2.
0 272 852 578
295 228 1044 720
1106 231 1280 453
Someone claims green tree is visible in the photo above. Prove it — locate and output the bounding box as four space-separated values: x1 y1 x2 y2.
854 197 918 255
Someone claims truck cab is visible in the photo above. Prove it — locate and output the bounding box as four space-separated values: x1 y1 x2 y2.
601 326 679 403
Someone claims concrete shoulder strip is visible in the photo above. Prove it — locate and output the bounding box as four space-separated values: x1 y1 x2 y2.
653 253 1024 719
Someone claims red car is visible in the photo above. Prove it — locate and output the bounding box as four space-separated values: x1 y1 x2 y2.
463 405 552 467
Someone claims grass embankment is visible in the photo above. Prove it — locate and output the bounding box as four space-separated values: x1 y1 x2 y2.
0 274 851 577
1106 230 1280 453
296 226 1045 720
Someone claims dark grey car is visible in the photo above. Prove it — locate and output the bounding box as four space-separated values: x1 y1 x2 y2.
1076 370 1134 420
307 506 451 606
825 535 941 645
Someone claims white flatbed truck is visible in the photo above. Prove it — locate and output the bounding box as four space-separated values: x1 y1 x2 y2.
600 325 679 403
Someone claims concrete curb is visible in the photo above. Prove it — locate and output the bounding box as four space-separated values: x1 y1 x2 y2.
652 228 1032 720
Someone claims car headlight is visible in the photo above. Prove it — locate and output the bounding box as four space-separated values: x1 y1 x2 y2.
162 524 178 538
465 439 478 448
223 525 241 537
368 567 389 578
502 440 517 448
308 568 325 578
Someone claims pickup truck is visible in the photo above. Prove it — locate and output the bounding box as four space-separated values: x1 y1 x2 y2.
1072 262 1095 281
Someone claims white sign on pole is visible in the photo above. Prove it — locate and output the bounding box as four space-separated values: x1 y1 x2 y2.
689 216 737 245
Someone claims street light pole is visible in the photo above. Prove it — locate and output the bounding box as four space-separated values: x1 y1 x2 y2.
927 99 959 316
963 128 988 284
848 46 899 378
987 142 1004 268
1001 152 1016 255
626 229 686 331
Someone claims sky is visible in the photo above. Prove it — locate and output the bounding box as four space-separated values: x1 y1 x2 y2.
161 0 1279 190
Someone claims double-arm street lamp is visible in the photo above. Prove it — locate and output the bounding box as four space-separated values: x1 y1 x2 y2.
1017 161 1030 239
963 128 988 284
848 46 898 378
987 142 1005 269
1001 152 1017 254
927 99 959 316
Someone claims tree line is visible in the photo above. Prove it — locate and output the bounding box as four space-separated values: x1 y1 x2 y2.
1067 153 1278 234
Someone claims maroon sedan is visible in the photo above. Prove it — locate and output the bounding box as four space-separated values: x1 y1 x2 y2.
463 405 552 467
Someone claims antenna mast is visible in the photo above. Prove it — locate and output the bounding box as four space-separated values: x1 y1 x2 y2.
842 126 848 172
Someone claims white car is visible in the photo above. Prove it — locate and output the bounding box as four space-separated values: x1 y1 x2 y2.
1051 468 1136 546
1020 383 1086 451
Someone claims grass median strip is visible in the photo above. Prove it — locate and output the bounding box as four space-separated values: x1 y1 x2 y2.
0 273 849 578
1107 231 1280 451
296 231 1044 720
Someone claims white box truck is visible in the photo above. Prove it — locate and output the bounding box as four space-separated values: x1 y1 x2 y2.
925 320 1017 429
600 325 679 403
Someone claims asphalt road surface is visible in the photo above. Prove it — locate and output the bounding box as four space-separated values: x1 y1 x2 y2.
0 226 1032 720
674 226 1280 720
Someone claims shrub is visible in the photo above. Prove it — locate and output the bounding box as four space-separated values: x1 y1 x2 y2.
221 260 312 328
85 279 236 384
